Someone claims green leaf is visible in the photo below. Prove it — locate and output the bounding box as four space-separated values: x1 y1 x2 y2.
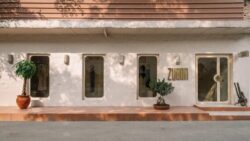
149 78 174 97
14 60 36 79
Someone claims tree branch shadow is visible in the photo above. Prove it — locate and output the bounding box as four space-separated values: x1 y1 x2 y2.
0 53 25 80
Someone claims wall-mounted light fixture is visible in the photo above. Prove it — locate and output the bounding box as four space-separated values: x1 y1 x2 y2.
64 55 70 65
175 55 181 65
238 51 249 58
118 54 125 65
7 54 14 64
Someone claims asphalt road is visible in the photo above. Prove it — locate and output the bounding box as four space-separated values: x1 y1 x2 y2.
0 121 249 141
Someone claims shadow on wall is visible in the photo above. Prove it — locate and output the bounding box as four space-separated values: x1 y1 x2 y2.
46 53 139 106
0 0 191 19
43 53 196 107
55 0 85 17
0 53 25 80
0 0 40 19
105 53 138 106
54 0 190 19
47 66 82 106
234 56 250 105
159 53 196 106
0 0 243 21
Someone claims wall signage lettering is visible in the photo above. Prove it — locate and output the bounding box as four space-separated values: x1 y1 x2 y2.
168 68 188 81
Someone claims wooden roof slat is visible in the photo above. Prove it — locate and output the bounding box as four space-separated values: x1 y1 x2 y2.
0 0 244 20
0 3 244 9
0 0 244 4
0 13 243 18
0 8 243 14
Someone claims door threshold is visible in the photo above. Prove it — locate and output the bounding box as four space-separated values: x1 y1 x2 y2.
194 105 250 111
195 104 239 108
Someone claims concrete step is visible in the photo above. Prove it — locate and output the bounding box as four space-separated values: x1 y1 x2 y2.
0 106 210 121
209 111 250 120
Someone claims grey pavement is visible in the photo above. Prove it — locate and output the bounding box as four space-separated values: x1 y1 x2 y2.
0 121 249 141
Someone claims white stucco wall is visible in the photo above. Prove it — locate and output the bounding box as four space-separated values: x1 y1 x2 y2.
0 34 249 107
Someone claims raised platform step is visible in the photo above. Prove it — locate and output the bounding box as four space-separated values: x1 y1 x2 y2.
194 105 250 111
0 106 210 121
194 105 250 120
210 111 250 120
1 106 250 121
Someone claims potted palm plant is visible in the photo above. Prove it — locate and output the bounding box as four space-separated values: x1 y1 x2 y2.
15 60 36 109
149 78 174 110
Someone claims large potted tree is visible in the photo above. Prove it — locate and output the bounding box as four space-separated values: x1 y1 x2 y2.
15 60 36 109
149 79 174 110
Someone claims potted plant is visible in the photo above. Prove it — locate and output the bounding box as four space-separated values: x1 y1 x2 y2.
149 78 174 110
15 60 36 109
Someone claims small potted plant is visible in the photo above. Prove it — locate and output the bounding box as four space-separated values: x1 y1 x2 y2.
15 60 36 109
149 78 174 110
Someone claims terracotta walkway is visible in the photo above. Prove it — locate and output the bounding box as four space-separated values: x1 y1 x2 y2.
0 106 210 121
0 106 249 121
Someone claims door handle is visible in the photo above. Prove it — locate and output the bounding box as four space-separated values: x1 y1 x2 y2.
214 74 223 82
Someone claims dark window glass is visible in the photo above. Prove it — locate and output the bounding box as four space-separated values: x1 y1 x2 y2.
138 56 157 97
198 58 217 102
85 56 104 98
220 58 228 102
30 56 49 97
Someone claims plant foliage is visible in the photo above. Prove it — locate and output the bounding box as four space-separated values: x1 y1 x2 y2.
149 79 174 105
149 79 174 97
15 60 36 79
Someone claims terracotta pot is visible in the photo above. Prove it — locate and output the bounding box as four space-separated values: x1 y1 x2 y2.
16 95 30 109
153 104 170 110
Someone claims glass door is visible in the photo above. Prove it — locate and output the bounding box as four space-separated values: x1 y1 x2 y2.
196 55 231 104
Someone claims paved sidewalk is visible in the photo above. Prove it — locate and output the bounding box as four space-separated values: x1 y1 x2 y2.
0 121 249 141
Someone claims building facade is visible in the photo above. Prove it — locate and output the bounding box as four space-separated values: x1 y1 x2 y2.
0 0 249 107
